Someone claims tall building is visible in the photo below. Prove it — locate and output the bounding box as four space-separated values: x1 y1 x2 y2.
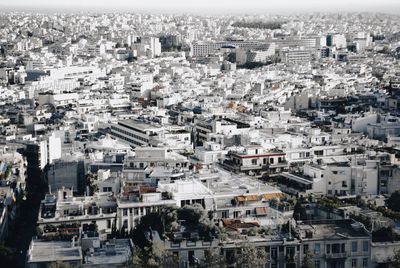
327 34 347 49
47 160 85 195
22 141 48 189
141 37 161 57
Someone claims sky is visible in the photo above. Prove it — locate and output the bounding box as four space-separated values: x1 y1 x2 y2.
1 0 399 14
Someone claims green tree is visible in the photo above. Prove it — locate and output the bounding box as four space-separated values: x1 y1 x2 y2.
335 104 346 115
293 199 307 221
387 191 400 212
236 243 267 268
391 249 400 268
301 250 315 268
0 245 14 266
111 214 117 238
133 241 177 268
49 261 74 268
199 247 227 268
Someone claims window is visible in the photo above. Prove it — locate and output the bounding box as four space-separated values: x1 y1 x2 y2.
363 241 369 252
363 258 368 267
315 260 320 268
222 211 228 218
123 208 128 216
352 241 357 252
352 259 357 268
314 243 320 254
304 244 309 254
326 244 330 254
270 158 274 164
271 247 277 259
251 159 257 165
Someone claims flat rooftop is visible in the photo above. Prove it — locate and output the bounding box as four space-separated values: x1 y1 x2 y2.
298 220 369 240
27 240 82 263
118 119 162 131
157 167 282 199
85 239 132 265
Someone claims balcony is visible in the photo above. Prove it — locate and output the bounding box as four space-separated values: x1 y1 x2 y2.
325 252 348 259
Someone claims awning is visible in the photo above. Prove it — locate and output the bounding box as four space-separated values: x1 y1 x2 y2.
236 196 246 202
245 195 259 202
255 207 268 216
262 193 284 201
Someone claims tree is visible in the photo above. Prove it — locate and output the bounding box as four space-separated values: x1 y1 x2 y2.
235 243 267 268
391 249 400 268
387 191 400 212
133 241 178 268
177 204 220 240
199 248 227 268
0 245 14 266
293 200 307 221
111 214 117 238
372 227 399 242
301 250 315 268
335 104 346 115
49 261 74 268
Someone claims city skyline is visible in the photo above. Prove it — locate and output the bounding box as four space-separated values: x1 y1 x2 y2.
1 1 400 267
1 0 400 14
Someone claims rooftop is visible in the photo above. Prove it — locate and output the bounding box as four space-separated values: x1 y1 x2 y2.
27 240 82 263
297 219 370 240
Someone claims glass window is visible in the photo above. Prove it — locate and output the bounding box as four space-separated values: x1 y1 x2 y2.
363 258 368 267
363 241 369 252
314 243 321 254
352 241 358 252
304 244 309 254
352 259 357 268
315 260 320 268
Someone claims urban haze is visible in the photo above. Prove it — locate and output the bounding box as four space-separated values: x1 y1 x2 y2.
0 1 400 268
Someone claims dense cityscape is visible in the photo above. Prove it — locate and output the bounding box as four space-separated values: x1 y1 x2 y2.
0 2 400 268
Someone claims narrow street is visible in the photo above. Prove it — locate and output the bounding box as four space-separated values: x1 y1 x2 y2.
4 181 46 267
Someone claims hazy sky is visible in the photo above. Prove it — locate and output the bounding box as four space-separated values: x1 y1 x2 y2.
2 0 400 14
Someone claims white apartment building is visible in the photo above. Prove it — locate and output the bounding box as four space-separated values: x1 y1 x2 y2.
110 119 165 147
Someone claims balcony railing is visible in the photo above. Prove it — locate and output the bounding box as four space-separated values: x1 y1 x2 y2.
325 252 348 259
